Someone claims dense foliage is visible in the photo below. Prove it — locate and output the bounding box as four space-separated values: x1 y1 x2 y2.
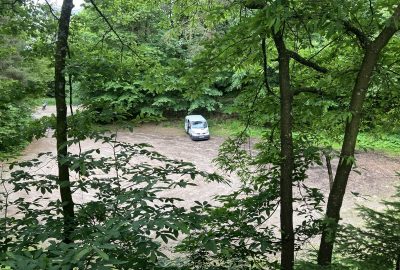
68 0 238 121
337 184 400 269
0 0 399 269
0 2 53 158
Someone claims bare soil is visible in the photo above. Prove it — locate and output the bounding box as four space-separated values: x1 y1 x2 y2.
4 106 400 227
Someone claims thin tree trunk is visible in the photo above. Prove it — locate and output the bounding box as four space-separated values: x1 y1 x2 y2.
248 6 296 270
324 152 333 190
273 30 295 270
54 0 75 244
244 14 295 270
396 254 400 270
318 5 400 265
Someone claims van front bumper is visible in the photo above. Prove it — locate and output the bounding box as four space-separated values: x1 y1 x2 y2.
191 135 210 141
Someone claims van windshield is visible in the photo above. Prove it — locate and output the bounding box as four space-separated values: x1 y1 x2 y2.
192 121 207 128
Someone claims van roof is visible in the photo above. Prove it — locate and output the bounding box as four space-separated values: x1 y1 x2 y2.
185 115 207 122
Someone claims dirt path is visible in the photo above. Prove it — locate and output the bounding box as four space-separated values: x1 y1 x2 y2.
4 106 400 226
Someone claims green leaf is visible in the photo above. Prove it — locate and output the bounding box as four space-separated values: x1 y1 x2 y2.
74 247 91 262
204 239 218 254
93 247 109 261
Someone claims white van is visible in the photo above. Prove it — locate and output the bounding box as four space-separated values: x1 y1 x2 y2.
184 115 210 140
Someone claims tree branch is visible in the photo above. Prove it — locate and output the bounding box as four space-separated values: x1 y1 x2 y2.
261 37 276 96
91 28 112 51
342 20 371 49
88 0 139 57
202 34 253 64
308 38 338 60
44 0 59 20
387 68 400 76
368 0 375 26
287 50 328 73
371 4 400 51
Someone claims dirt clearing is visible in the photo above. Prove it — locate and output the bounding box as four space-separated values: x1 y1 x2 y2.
3 106 400 226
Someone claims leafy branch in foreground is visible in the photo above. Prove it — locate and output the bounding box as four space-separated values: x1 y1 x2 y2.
0 137 223 269
177 133 324 269
336 182 400 270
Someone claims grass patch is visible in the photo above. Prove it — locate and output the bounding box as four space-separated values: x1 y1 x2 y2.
206 118 400 155
208 118 264 138
356 132 400 155
317 132 400 156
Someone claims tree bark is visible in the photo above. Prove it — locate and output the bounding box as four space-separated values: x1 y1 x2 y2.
273 29 295 270
317 4 400 265
324 152 333 190
54 0 75 244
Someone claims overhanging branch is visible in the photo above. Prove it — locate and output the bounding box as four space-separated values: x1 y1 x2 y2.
44 0 59 20
371 4 400 49
287 50 328 73
342 20 371 49
88 0 139 57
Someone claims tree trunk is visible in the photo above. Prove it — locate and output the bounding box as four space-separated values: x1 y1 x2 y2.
54 0 75 244
317 5 400 265
324 153 333 190
273 30 294 270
